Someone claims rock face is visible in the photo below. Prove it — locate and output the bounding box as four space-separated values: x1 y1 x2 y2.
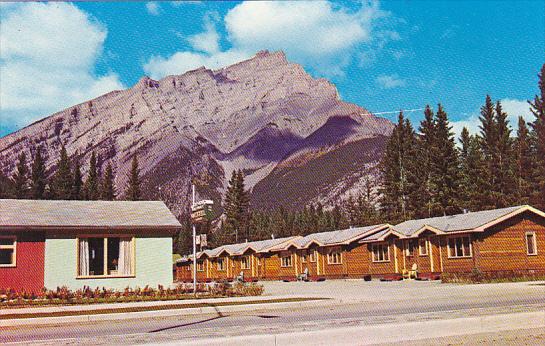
0 50 393 214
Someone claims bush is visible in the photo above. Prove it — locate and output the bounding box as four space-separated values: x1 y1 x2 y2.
0 281 263 307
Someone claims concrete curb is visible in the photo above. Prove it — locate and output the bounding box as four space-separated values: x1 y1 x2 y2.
161 310 545 346
0 298 330 327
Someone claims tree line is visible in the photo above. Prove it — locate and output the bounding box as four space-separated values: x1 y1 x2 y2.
0 146 143 201
199 63 545 252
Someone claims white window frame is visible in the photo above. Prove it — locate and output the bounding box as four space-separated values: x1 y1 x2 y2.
217 258 226 271
281 254 293 267
309 250 317 263
77 235 135 278
0 236 17 268
241 256 251 270
372 242 390 263
300 250 307 263
327 248 342 265
405 239 417 257
526 232 538 256
197 261 205 272
419 238 428 256
447 235 472 259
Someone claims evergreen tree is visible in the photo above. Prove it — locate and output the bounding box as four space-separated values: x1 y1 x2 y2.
83 152 100 200
458 128 488 211
52 146 72 200
71 161 83 200
379 112 421 221
30 147 46 199
12 152 29 198
223 170 250 241
477 95 498 208
0 172 15 198
431 104 460 215
100 162 116 200
493 100 516 206
417 105 437 217
125 155 141 201
528 63 545 209
515 117 532 204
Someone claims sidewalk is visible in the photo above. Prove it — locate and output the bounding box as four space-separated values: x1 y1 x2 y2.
0 295 328 327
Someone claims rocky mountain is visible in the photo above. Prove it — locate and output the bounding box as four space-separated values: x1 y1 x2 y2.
0 50 393 215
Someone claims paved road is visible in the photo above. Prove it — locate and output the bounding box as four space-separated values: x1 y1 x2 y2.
2 280 544 345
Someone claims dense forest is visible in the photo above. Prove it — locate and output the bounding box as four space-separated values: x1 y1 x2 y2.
1 64 544 255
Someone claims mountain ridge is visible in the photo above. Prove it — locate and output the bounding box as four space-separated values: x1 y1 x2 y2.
0 50 393 215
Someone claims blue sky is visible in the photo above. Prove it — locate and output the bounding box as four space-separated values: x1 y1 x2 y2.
1 1 544 137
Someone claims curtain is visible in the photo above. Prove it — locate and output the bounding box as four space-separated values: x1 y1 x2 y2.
118 238 133 275
79 238 89 276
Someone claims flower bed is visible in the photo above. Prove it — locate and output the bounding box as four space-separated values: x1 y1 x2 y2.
0 282 264 308
441 269 545 284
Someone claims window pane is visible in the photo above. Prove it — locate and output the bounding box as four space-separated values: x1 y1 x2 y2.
0 249 14 265
107 237 120 275
462 237 471 256
527 234 536 254
449 239 456 257
0 238 14 246
88 238 104 276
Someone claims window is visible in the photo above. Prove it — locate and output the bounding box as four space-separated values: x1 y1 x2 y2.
300 250 307 263
217 258 226 271
281 254 293 267
78 237 134 277
526 232 538 255
448 236 472 258
309 250 316 262
0 236 16 267
241 256 251 269
419 238 428 256
372 243 390 262
327 248 342 264
406 239 417 256
197 261 205 272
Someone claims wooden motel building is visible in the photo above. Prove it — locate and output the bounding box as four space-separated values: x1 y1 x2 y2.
176 205 545 282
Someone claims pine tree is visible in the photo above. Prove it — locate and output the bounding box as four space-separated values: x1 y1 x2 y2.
126 155 141 201
30 147 46 199
380 112 421 221
13 152 29 199
431 104 460 215
52 146 72 200
528 63 545 210
83 152 100 200
100 162 116 200
459 128 488 211
515 117 532 204
493 100 515 206
417 105 437 217
71 161 83 200
477 95 497 209
223 170 250 241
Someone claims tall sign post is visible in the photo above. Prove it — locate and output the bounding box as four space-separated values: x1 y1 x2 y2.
192 185 197 296
190 184 214 295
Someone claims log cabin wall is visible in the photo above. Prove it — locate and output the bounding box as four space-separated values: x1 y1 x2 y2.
344 243 371 277
474 212 545 274
367 241 398 276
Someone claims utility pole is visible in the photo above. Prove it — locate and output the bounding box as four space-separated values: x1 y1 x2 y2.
192 184 197 296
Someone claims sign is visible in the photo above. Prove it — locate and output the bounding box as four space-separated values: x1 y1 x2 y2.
191 200 214 223
196 234 208 247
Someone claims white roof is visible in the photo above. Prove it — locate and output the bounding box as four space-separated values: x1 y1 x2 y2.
0 199 182 230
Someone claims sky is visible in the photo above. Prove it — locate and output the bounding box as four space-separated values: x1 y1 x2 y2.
1 1 544 138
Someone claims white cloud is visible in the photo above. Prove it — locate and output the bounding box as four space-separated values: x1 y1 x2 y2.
376 74 406 89
146 2 160 16
144 1 395 79
0 3 124 131
187 14 220 54
450 98 533 139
